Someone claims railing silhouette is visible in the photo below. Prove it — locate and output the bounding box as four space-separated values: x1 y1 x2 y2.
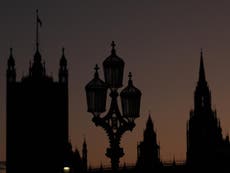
89 160 186 172
89 163 135 172
0 160 186 172
0 160 186 171
162 160 185 166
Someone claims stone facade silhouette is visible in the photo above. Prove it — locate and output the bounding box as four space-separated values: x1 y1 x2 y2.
64 139 88 173
6 46 69 173
136 115 162 172
186 50 230 171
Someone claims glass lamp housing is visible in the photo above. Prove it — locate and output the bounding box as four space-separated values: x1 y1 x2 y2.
120 72 141 119
85 65 108 114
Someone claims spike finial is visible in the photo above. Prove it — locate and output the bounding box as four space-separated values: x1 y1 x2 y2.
8 47 15 68
94 64 99 78
198 49 206 83
111 41 116 54
200 48 203 60
83 135 86 144
128 72 132 80
128 72 133 86
94 64 99 72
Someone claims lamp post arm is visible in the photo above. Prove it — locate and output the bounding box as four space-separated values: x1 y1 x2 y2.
92 116 113 135
90 89 137 172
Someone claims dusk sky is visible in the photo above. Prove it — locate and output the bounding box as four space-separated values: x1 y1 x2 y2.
2 0 230 168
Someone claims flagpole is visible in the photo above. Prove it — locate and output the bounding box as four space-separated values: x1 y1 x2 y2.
36 9 39 52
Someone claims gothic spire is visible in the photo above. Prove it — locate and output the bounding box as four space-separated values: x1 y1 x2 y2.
111 40 116 55
60 47 67 67
83 137 87 148
198 49 206 84
82 138 88 172
8 48 15 68
7 48 16 82
147 114 154 130
194 49 212 112
59 47 68 83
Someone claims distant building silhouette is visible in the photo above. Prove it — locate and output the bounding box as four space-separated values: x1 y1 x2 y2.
64 139 88 173
6 11 69 173
5 17 230 173
6 46 69 173
186 50 230 171
89 50 230 173
82 138 88 172
136 115 162 172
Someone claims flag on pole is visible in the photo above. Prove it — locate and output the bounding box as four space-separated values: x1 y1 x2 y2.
36 9 42 27
37 15 42 27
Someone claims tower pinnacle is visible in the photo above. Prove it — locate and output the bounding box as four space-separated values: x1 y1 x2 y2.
147 114 154 130
198 49 206 84
7 48 16 83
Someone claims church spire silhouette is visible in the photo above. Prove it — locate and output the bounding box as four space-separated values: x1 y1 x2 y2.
59 47 68 83
82 137 88 172
198 49 206 84
186 50 226 170
136 114 161 171
194 49 212 112
146 114 154 130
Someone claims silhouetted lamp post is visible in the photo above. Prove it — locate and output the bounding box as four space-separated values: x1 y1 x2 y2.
85 41 141 172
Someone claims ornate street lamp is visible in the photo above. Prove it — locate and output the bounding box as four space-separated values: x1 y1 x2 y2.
120 72 142 122
85 41 141 172
85 64 108 116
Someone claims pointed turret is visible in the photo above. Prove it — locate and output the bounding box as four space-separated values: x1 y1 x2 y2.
186 49 225 167
73 148 83 173
31 47 44 78
144 114 157 143
7 48 16 83
194 49 212 112
99 162 103 172
198 49 207 85
82 138 88 172
146 114 154 130
136 115 161 171
59 47 68 83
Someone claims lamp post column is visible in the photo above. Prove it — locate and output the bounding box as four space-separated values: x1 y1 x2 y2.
85 41 141 172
